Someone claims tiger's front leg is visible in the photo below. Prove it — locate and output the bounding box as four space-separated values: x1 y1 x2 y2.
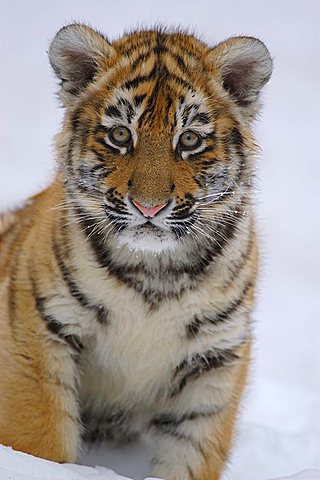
149 342 250 480
0 276 82 462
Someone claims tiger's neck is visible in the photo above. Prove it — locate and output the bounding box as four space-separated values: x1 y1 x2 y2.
56 186 253 311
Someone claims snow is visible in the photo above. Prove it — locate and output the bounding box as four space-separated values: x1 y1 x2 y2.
1 446 320 480
0 1 319 480
0 445 136 479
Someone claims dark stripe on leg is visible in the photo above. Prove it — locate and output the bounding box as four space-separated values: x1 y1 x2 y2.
172 348 239 396
53 239 109 325
151 409 218 428
35 296 83 353
186 279 254 338
151 422 204 454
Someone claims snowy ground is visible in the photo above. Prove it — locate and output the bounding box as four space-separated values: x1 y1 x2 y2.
0 1 319 479
1 445 320 480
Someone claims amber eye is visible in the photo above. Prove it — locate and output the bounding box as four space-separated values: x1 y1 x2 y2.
109 126 132 145
178 130 201 150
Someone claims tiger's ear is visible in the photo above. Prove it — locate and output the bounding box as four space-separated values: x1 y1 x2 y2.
49 23 116 107
208 37 272 120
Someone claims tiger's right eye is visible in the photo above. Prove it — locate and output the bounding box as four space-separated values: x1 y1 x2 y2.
178 130 201 150
109 126 132 146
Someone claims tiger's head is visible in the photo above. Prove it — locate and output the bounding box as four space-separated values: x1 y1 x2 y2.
50 24 272 253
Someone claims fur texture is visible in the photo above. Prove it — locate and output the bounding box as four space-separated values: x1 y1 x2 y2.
0 24 272 480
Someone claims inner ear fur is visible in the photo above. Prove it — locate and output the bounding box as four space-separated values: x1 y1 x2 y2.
49 23 116 106
208 36 273 118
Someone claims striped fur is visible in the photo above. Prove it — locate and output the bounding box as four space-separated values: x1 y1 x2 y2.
0 24 272 479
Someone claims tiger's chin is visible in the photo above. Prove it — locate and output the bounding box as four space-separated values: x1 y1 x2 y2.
117 223 178 253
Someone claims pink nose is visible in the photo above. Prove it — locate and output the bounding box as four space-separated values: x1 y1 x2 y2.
132 200 167 218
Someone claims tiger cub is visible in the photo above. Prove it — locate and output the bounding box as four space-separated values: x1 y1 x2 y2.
0 24 272 480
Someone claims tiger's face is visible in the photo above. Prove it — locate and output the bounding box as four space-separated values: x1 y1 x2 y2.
50 26 272 253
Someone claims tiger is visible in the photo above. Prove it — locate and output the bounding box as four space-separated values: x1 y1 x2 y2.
0 24 272 480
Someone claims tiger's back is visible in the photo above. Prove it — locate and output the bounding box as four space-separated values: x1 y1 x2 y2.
0 24 271 480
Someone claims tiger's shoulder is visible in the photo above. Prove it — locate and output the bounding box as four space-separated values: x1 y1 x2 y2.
0 195 39 238
0 185 62 278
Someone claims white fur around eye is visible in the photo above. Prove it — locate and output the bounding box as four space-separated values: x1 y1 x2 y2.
102 134 128 155
173 91 213 151
102 88 145 149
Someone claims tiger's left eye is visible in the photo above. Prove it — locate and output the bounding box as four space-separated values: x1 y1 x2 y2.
109 126 132 145
178 130 201 149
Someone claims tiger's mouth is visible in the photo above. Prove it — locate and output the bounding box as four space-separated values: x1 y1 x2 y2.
130 220 169 239
137 221 162 231
116 220 177 253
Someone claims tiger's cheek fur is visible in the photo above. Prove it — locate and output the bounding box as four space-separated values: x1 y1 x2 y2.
103 163 135 198
172 161 200 199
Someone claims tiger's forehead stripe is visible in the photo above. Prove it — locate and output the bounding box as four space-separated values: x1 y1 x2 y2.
101 88 146 149
101 87 214 145
98 36 216 138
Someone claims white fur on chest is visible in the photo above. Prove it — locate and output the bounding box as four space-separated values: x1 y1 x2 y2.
71 225 250 413
79 280 248 411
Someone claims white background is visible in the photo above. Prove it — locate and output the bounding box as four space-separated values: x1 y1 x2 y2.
0 1 319 479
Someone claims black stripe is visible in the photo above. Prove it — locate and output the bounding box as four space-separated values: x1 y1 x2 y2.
70 106 83 131
89 164 107 173
105 105 122 118
35 296 83 353
76 207 121 269
151 409 218 428
229 127 244 151
178 44 202 61
172 203 192 213
75 181 103 197
154 32 167 54
190 112 211 125
53 240 109 325
88 146 107 164
165 95 173 116
137 107 149 128
223 229 254 289
105 190 127 207
105 203 129 216
186 279 253 338
172 348 239 395
171 53 189 75
123 64 157 90
95 138 120 155
65 137 75 172
117 97 135 123
94 125 109 135
182 104 193 126
228 126 250 185
137 64 168 126
187 145 215 161
133 93 147 105
169 72 195 91
151 416 204 453
170 209 193 220
152 424 200 447
131 51 152 70
121 39 150 57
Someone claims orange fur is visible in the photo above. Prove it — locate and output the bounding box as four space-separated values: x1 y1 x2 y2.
0 24 271 478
